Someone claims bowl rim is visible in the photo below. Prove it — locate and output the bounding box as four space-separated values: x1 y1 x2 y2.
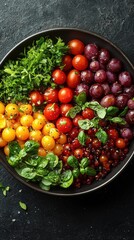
0 27 134 196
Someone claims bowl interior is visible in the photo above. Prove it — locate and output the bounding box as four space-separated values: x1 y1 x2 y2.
0 28 134 196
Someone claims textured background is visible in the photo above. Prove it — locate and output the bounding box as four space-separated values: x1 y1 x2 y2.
0 0 134 240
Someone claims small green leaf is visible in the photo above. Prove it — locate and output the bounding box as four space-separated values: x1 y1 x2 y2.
74 92 87 106
85 167 96 176
95 128 108 144
67 105 81 118
67 156 79 168
106 106 119 116
83 101 106 119
109 117 126 125
118 106 128 117
78 119 93 130
72 168 80 178
19 201 27 211
78 131 87 146
80 158 89 168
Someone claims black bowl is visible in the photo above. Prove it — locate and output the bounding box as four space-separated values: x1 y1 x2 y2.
0 28 134 196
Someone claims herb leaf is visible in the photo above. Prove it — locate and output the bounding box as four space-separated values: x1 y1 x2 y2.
83 101 106 119
78 131 86 145
108 117 126 125
118 106 128 117
106 106 119 116
67 105 81 118
74 92 87 106
95 128 108 144
19 201 27 211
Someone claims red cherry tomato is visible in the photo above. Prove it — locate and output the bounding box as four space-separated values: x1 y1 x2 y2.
62 55 72 71
115 138 126 149
43 103 60 121
29 91 44 106
82 108 95 120
56 117 73 133
52 69 66 85
107 129 119 140
58 88 73 103
68 39 85 55
44 87 59 103
60 104 73 116
72 55 88 71
67 69 81 88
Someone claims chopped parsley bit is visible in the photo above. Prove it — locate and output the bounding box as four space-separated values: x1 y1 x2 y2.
19 201 27 211
0 182 10 196
0 37 68 103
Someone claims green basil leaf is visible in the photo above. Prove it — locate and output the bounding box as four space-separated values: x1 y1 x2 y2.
74 92 87 106
80 158 89 168
60 172 73 188
72 168 80 178
67 156 79 168
95 128 108 144
8 141 21 157
85 167 96 176
47 171 60 185
17 167 36 179
67 105 81 118
78 119 93 130
78 131 86 146
106 106 119 116
46 153 59 169
109 117 126 125
39 182 50 191
82 101 106 119
118 106 128 117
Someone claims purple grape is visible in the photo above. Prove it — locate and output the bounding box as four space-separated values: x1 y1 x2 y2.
106 71 117 83
118 71 132 87
124 85 134 98
100 94 116 107
89 60 100 72
115 94 129 109
98 48 110 64
126 110 134 125
94 69 107 83
80 70 94 84
107 58 122 72
120 128 133 140
84 44 98 60
75 83 89 96
111 81 122 95
89 83 104 99
127 99 134 110
102 83 111 95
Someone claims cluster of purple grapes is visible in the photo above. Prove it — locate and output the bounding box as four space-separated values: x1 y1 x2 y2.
74 43 134 126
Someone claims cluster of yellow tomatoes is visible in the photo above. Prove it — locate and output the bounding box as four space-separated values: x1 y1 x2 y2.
0 101 67 157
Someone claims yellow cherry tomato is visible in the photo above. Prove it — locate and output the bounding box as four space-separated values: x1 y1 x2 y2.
0 136 7 147
42 123 55 135
5 103 19 119
41 136 55 151
0 102 5 114
2 128 16 142
16 126 29 141
20 114 33 127
0 118 6 129
19 104 33 116
33 112 47 124
57 133 67 144
53 144 63 156
38 147 47 156
4 145 10 156
29 130 42 142
32 118 45 130
49 128 60 139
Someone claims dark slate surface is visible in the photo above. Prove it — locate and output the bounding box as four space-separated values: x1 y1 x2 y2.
0 0 134 240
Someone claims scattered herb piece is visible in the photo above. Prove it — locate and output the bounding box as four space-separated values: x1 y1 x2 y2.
78 131 87 145
19 201 27 211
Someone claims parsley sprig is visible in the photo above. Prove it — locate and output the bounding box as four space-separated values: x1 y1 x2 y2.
0 37 68 103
